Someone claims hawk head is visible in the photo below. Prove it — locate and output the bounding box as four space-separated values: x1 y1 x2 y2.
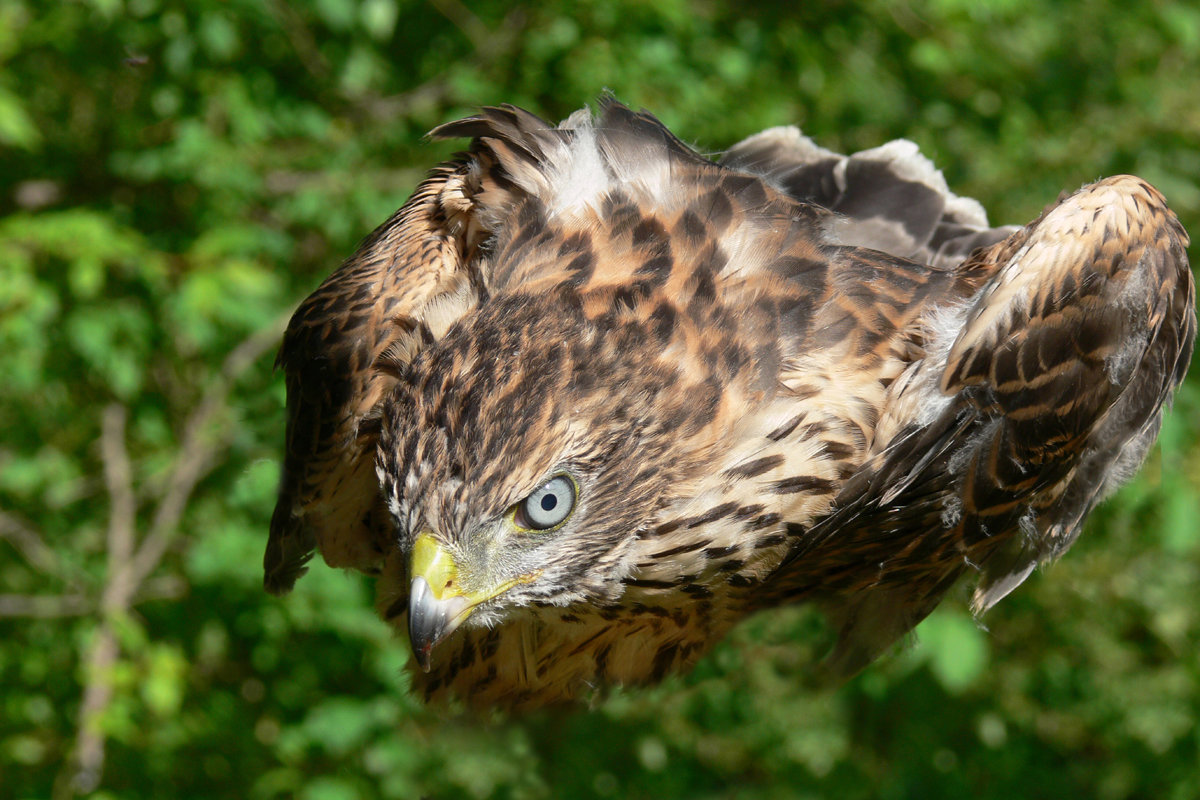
376 276 755 670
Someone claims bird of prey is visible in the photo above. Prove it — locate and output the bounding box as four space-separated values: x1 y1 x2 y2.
266 99 1194 709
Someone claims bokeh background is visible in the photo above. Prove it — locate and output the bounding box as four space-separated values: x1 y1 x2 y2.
3 1 1200 798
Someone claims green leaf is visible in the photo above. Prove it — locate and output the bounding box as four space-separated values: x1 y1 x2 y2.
300 776 362 800
0 86 41 150
915 609 990 693
301 698 376 757
360 0 398 40
142 645 188 716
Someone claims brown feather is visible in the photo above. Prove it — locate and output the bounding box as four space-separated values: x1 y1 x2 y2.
268 100 1194 709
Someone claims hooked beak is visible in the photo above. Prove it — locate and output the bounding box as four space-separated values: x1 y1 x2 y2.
407 533 533 672
407 533 472 672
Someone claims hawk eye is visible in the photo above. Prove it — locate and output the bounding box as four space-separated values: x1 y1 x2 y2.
513 475 577 531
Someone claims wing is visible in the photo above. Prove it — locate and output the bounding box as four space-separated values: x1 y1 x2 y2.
721 125 1020 269
265 106 561 593
766 175 1195 676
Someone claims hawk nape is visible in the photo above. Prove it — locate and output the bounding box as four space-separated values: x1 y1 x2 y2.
266 99 1194 709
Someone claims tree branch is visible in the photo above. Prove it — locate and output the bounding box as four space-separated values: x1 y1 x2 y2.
0 594 90 618
428 0 492 52
62 404 139 796
127 316 286 590
101 405 137 602
58 317 285 798
265 0 329 82
0 510 69 580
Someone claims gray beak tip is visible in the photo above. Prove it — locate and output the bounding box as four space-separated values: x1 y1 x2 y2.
407 576 470 671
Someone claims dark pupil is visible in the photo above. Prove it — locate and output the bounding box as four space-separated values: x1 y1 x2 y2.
539 494 558 512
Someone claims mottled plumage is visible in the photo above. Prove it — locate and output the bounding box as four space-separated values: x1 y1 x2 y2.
267 99 1194 709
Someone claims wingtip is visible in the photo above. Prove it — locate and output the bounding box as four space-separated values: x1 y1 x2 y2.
263 546 314 596
264 500 317 595
263 537 310 591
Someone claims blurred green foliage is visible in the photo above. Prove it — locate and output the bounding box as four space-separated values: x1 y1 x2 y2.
2 1 1199 798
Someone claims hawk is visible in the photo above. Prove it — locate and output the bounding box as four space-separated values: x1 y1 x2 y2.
266 99 1195 709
